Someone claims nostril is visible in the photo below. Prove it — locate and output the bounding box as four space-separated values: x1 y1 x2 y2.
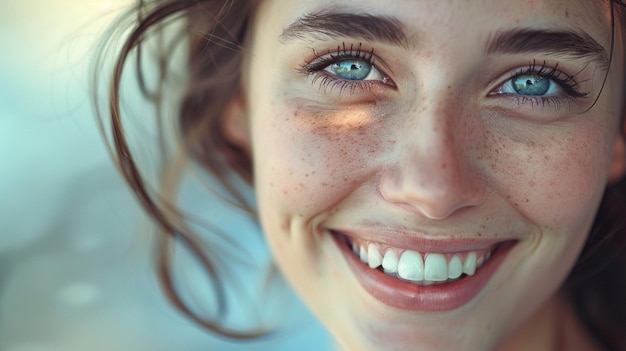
379 165 486 219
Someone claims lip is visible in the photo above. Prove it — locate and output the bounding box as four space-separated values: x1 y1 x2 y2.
335 227 509 253
332 232 516 312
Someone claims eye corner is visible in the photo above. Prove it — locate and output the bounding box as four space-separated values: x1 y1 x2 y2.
381 75 398 89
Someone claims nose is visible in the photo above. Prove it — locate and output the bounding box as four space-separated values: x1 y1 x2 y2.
379 103 486 220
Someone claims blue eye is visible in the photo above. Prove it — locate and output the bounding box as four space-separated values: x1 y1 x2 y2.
323 59 386 82
327 60 373 80
499 74 558 96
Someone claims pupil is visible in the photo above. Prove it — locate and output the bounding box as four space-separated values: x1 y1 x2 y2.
331 61 372 80
512 75 550 95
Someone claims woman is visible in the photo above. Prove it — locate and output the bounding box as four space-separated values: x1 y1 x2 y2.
99 0 626 349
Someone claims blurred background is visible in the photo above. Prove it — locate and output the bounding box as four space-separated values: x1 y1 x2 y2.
0 1 331 350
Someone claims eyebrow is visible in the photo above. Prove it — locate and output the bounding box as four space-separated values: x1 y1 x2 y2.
280 11 610 69
486 28 610 69
279 11 409 47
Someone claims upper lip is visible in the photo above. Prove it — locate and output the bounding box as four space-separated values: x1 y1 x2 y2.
329 227 519 253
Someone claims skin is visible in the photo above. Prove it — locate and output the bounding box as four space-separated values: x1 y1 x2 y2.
224 0 626 350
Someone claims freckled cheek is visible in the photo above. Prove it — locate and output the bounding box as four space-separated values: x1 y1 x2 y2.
528 160 601 227
252 108 387 214
484 132 609 228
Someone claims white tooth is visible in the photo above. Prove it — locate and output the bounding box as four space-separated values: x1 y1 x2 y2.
485 251 492 261
359 246 368 263
463 252 477 276
477 255 484 267
382 250 399 273
398 250 424 281
424 254 448 281
448 255 463 279
367 244 382 268
352 242 359 255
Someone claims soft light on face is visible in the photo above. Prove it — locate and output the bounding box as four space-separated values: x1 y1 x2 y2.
229 0 625 350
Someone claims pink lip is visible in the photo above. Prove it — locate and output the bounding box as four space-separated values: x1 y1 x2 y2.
336 227 510 253
332 233 516 311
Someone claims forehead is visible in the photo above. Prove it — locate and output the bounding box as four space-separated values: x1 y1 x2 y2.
257 0 612 45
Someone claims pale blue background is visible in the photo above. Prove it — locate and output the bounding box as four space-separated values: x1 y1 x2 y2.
0 1 331 350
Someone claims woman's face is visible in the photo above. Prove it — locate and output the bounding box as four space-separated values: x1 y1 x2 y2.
228 0 625 350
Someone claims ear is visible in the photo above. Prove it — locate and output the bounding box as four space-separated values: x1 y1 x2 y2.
608 122 626 184
222 92 251 151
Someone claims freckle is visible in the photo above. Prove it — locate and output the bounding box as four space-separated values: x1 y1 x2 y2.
477 232 483 237
565 10 569 18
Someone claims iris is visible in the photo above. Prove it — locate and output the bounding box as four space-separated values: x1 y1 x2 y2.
328 60 372 80
512 75 551 95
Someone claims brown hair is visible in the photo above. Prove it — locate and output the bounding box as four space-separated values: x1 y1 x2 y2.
94 0 261 338
94 0 626 347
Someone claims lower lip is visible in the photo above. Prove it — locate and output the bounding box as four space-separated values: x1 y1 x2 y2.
333 234 515 312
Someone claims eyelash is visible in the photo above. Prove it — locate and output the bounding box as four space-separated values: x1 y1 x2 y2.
299 44 590 109
298 43 393 95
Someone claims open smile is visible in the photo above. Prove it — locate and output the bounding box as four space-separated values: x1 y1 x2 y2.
350 238 495 285
332 231 517 311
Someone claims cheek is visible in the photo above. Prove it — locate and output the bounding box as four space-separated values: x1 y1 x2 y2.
251 104 390 216
481 125 610 230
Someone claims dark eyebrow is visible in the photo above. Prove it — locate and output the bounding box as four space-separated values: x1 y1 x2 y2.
279 11 409 47
486 28 609 69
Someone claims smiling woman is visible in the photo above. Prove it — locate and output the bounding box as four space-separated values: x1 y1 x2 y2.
95 0 626 350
